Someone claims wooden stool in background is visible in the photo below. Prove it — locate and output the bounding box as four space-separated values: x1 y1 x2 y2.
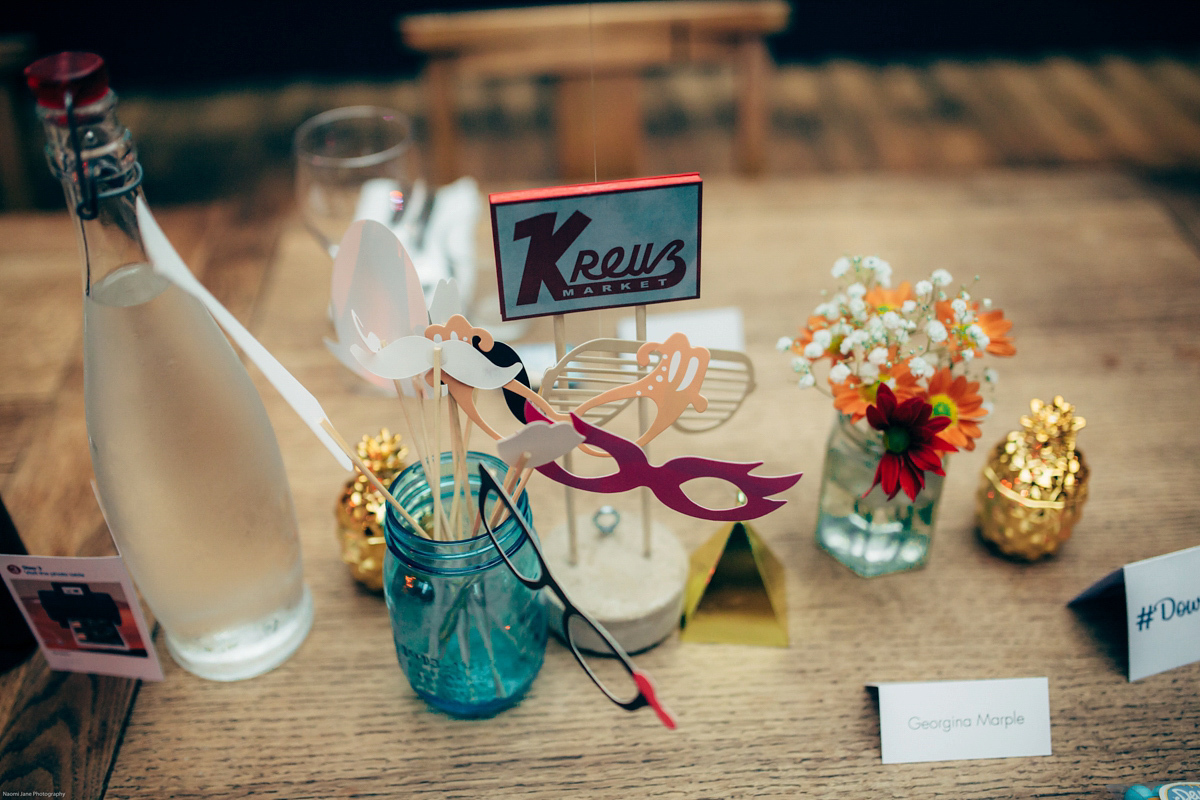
0 36 35 209
399 1 789 184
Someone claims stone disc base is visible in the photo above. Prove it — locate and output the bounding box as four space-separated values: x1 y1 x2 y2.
539 514 687 655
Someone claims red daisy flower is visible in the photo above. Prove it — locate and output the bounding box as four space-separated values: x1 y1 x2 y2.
864 384 958 502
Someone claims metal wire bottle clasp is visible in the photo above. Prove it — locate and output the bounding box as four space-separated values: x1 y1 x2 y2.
63 91 143 221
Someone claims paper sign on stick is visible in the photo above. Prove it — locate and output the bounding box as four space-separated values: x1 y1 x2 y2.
1070 544 1200 681
868 678 1052 764
1 554 164 681
489 174 702 320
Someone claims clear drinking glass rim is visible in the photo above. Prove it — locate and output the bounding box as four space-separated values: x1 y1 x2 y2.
293 105 413 170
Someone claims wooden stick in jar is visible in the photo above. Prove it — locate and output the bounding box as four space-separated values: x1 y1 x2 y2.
318 418 425 535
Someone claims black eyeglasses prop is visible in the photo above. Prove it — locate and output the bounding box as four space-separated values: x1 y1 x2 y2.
476 464 676 729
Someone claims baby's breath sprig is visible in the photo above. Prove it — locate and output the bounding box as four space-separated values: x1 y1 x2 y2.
780 256 1016 451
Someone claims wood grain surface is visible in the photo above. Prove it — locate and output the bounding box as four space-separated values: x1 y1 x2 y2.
3 172 1199 797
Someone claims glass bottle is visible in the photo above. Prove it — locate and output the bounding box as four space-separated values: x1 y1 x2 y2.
26 52 312 680
815 414 945 577
384 452 547 716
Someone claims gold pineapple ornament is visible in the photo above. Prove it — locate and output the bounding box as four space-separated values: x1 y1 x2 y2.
976 397 1089 561
335 429 409 590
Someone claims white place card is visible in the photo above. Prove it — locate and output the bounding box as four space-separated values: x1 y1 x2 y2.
617 306 747 353
1072 544 1200 682
0 554 163 681
869 678 1052 764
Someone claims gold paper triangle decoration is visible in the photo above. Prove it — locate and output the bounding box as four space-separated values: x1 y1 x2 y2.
680 522 788 647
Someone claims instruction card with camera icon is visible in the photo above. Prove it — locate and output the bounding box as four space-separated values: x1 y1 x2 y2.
1 554 163 681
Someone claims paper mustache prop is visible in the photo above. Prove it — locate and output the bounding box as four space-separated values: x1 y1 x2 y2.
352 313 522 391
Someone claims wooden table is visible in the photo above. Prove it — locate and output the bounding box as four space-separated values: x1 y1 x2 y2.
2 172 1198 797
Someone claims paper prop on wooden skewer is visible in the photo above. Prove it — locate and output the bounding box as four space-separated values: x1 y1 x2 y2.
539 335 755 448
441 354 536 440
326 220 429 390
573 333 709 432
329 222 530 542
323 223 468 540
481 419 587 535
438 333 754 449
137 200 440 536
351 314 521 391
352 311 522 542
137 198 353 472
481 173 797 653
544 334 705 434
497 419 586 471
523 406 801 521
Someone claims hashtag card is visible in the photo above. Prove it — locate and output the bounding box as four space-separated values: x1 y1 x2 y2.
489 174 702 321
1070 544 1200 681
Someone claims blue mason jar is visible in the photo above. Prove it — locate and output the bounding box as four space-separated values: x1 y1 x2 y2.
383 451 547 716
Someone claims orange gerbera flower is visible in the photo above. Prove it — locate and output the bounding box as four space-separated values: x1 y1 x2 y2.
864 281 914 313
976 308 1016 357
935 301 1017 359
831 364 920 423
925 369 986 451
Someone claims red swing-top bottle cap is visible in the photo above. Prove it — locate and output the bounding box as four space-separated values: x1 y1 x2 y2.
25 52 109 109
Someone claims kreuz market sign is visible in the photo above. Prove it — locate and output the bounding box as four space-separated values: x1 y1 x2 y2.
489 173 702 320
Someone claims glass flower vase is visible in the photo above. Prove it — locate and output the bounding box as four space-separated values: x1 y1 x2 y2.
815 414 945 577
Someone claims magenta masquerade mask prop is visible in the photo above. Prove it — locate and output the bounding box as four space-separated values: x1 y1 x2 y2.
523 404 801 521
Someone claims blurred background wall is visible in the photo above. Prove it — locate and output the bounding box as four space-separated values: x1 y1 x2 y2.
3 1 1199 209
8 1 1199 89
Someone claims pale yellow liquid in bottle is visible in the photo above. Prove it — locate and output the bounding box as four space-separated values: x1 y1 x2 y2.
84 263 310 679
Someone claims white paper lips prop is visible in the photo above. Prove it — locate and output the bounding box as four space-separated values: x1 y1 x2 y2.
496 420 586 468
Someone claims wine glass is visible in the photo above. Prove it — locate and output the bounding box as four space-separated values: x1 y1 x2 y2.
294 106 417 258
